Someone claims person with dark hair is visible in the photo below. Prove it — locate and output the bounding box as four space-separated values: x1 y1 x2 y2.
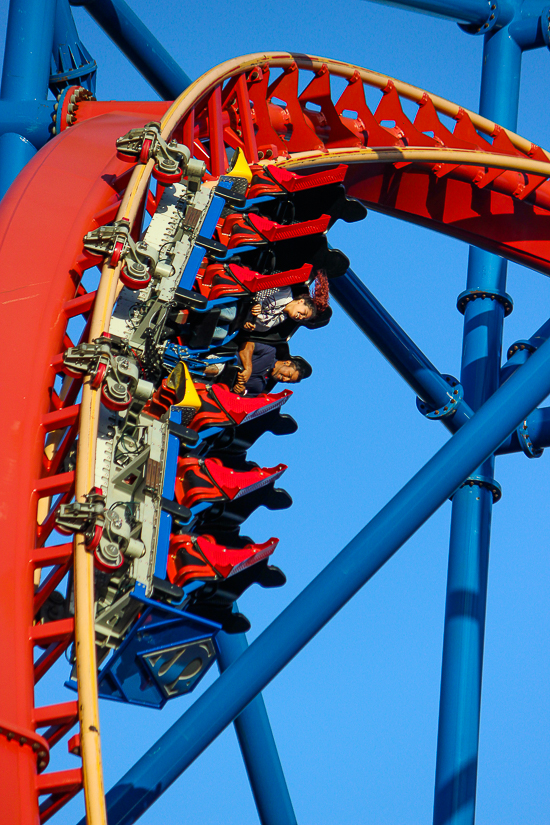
233 340 312 395
243 288 316 332
243 270 330 333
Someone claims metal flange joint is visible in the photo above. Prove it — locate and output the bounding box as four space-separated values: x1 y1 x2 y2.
416 374 464 420
458 0 515 35
457 288 513 316
456 473 502 503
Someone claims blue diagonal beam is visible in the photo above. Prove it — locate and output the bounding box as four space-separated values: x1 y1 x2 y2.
100 322 550 825
69 0 191 99
331 268 474 432
364 0 494 25
333 267 550 456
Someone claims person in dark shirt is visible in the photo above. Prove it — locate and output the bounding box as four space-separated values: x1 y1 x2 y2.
234 341 311 395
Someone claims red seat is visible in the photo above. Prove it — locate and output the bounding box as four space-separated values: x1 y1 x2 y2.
174 457 286 508
167 533 279 586
247 163 348 198
208 383 292 426
218 211 330 248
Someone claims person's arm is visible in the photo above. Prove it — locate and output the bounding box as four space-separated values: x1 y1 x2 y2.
234 340 255 394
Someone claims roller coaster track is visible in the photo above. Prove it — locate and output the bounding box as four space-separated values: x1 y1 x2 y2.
2 50 550 824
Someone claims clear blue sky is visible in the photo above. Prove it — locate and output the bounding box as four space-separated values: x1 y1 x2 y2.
2 1 550 823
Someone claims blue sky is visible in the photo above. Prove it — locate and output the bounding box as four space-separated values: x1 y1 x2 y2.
2 1 550 823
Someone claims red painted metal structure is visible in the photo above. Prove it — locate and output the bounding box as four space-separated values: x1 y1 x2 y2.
0 107 165 824
2 54 550 822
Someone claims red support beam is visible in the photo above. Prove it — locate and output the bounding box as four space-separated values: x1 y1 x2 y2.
37 768 83 823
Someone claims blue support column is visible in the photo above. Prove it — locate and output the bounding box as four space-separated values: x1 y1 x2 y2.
1 0 57 101
216 632 297 825
0 132 36 197
433 24 522 825
0 0 56 198
100 331 550 825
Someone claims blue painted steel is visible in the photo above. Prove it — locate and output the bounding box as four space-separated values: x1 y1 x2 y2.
51 0 97 95
0 101 52 147
433 21 522 825
434 485 492 825
368 1 550 50
512 405 550 451
365 0 494 26
0 132 36 199
332 266 550 456
69 0 191 99
499 311 550 388
216 631 298 825
101 331 550 825
0 0 56 196
330 267 474 432
93 601 220 707
509 2 548 49
1 0 57 101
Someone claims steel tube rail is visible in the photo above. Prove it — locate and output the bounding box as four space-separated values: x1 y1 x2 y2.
331 267 474 431
70 0 191 99
433 22 522 825
107 49 550 161
0 2 56 819
279 146 550 178
216 632 298 825
102 331 550 825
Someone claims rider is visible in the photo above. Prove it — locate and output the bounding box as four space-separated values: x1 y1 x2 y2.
234 341 312 395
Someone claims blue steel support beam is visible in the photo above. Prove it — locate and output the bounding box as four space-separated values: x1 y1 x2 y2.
101 333 550 825
366 1 550 50
365 0 495 25
0 101 52 147
332 268 550 456
433 23 522 825
496 404 550 453
1 0 57 101
216 632 297 825
0 0 56 198
69 0 191 99
500 314 550 384
51 0 97 95
331 268 474 432
0 132 36 197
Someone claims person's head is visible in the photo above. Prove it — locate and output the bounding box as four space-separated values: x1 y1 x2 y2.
284 295 317 323
271 357 312 384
